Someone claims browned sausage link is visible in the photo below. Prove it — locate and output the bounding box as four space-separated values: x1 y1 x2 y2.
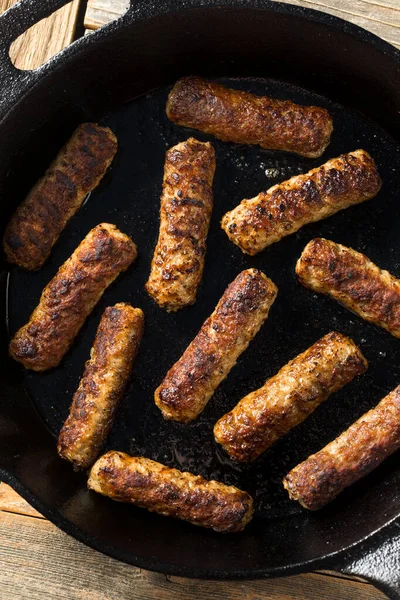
154 269 278 423
57 304 144 470
3 124 118 270
145 138 215 311
283 384 400 510
88 451 254 532
296 238 400 339
9 224 137 371
214 332 367 462
221 150 381 256
166 76 333 158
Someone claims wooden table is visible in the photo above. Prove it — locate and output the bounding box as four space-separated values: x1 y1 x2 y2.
0 1 399 598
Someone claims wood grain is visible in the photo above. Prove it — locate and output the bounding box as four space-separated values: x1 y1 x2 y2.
0 509 387 600
0 483 43 519
85 0 129 30
0 0 81 70
279 0 400 49
84 0 400 49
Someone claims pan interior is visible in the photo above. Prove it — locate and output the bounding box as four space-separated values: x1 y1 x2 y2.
5 77 400 572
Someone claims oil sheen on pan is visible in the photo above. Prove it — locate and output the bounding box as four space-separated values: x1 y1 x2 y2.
6 77 400 521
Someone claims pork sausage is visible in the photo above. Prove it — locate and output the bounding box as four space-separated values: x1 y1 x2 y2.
221 150 381 255
214 332 367 462
166 76 333 158
283 384 400 510
145 138 215 311
3 123 118 270
58 303 144 470
9 223 137 371
88 451 254 532
154 268 278 423
296 238 400 338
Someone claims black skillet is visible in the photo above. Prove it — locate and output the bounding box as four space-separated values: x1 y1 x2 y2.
1 0 400 597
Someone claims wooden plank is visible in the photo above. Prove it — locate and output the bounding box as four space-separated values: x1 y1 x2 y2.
0 509 387 600
317 569 369 584
85 0 128 30
0 483 372 584
0 483 43 519
84 0 400 49
0 0 82 70
280 0 400 49
0 484 373 587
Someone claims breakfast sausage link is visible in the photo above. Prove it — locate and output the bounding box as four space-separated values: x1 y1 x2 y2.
3 123 118 270
166 76 333 158
88 451 254 532
296 238 400 339
58 303 144 470
221 150 381 255
214 332 367 462
9 223 137 371
145 137 215 312
283 384 400 510
154 268 278 423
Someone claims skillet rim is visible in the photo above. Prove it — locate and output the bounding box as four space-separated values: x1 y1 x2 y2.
0 0 399 585
0 0 399 126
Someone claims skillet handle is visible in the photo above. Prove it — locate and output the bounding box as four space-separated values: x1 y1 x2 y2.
336 520 400 600
0 0 71 111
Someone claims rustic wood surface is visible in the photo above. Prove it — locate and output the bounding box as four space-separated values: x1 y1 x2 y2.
84 0 400 49
85 0 129 30
0 483 387 600
0 0 399 598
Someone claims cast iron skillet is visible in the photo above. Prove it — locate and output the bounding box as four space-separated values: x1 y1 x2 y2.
1 0 400 597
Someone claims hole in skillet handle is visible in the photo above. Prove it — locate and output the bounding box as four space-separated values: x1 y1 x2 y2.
0 0 73 50
332 520 400 600
8 1 80 71
0 0 72 112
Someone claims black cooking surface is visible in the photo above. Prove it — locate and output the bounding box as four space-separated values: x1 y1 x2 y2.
7 77 400 523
